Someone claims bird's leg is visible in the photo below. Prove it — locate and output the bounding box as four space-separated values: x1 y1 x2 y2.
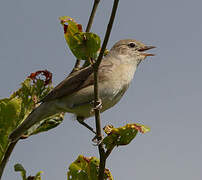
76 99 103 145
91 98 103 145
77 116 96 134
77 116 103 145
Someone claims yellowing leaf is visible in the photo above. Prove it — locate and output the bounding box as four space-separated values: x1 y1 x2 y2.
14 163 43 180
0 70 64 165
59 16 101 61
103 123 150 150
0 98 21 160
67 155 113 180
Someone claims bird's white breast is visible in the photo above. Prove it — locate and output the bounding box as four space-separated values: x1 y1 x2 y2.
99 62 137 111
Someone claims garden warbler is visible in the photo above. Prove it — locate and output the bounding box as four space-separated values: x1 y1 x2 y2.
9 39 155 142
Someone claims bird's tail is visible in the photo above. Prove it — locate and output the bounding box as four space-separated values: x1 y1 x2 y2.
9 101 58 142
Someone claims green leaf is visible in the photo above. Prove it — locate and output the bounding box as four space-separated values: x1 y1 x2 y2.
0 70 64 164
14 164 26 180
59 16 101 61
14 163 43 180
67 155 113 180
33 171 43 180
103 123 150 151
0 98 21 162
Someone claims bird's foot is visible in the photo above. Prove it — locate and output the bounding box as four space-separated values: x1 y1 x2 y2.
90 99 102 114
92 134 104 146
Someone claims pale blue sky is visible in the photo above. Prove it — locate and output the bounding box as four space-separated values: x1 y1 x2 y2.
1 0 202 179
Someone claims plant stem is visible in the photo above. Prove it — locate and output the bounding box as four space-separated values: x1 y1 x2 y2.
71 0 101 74
0 141 18 179
94 0 120 69
85 0 100 33
92 0 120 179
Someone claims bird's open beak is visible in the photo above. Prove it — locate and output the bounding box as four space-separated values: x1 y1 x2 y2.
138 45 156 56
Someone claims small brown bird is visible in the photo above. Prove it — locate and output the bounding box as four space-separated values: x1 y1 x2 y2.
9 39 155 142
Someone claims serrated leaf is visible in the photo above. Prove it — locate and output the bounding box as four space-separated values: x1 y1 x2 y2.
59 16 101 61
0 70 64 165
103 123 150 151
67 155 113 180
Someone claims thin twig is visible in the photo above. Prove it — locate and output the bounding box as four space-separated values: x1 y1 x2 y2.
0 141 18 179
94 0 119 69
70 0 101 74
92 0 120 179
85 0 100 33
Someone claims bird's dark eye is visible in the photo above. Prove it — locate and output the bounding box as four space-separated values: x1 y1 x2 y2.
128 42 136 48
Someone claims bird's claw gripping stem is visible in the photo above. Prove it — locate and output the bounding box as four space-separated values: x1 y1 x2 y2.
92 134 104 146
90 99 102 114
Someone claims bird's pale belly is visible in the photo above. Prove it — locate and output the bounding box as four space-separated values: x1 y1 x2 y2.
54 82 129 118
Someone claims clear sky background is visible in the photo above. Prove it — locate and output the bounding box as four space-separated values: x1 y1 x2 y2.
1 0 202 179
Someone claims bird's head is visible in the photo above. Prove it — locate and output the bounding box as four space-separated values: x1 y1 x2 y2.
110 39 156 65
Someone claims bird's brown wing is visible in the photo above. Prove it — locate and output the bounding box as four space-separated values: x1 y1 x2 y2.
41 60 113 102
41 66 94 102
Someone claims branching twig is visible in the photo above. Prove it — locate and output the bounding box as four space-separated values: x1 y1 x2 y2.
0 141 18 179
92 0 120 179
70 0 101 74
